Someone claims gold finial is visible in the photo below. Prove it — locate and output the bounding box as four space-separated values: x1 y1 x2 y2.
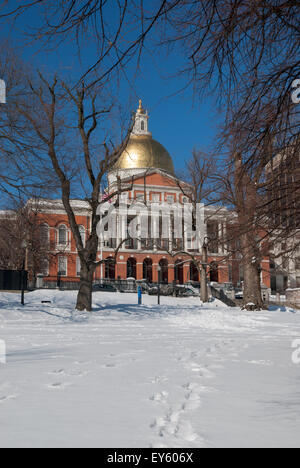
137 99 145 114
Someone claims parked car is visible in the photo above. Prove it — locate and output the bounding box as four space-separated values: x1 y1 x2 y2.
148 286 159 296
235 290 244 300
93 283 117 292
147 285 174 296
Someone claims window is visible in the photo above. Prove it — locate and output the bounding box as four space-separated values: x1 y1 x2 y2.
282 257 289 270
152 194 160 203
141 120 145 131
79 225 85 247
207 222 219 253
297 277 300 288
40 224 49 244
295 258 300 270
76 257 81 277
105 258 115 279
39 259 49 276
58 225 68 246
166 195 175 204
136 193 144 202
58 257 67 276
127 258 137 279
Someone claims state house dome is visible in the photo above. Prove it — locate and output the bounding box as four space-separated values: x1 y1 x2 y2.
112 100 175 177
114 134 175 175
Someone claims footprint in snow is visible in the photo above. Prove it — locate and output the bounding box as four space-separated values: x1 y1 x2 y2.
49 369 89 378
48 369 66 375
101 363 116 368
47 382 72 390
182 390 202 411
0 394 18 403
149 391 169 403
187 362 215 378
149 376 168 384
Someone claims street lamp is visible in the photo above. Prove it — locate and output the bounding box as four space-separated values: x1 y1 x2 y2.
21 240 27 306
157 265 161 305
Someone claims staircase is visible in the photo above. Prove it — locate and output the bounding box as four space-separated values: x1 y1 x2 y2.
210 286 237 308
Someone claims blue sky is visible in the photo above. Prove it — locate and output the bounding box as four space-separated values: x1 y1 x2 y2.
0 2 224 174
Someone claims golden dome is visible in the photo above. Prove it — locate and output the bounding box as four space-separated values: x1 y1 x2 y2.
114 134 175 174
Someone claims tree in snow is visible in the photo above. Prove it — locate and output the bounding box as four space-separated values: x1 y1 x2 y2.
2 72 133 311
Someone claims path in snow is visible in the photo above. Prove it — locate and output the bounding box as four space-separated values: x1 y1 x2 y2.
0 290 299 448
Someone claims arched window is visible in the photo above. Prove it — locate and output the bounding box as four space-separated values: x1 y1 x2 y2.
127 258 137 279
210 262 219 283
141 120 145 131
79 225 85 247
39 224 49 244
58 225 68 246
143 258 153 283
159 259 168 284
105 257 115 280
190 262 199 282
175 260 184 285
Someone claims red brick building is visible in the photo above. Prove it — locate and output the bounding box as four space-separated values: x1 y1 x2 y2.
33 101 271 290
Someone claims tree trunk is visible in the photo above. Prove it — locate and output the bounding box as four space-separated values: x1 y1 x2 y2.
242 261 263 310
76 264 94 312
240 232 263 311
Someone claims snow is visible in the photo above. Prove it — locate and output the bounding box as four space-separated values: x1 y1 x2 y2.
0 290 300 448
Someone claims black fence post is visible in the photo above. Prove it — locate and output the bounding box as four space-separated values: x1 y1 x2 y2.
57 272 61 289
21 260 25 306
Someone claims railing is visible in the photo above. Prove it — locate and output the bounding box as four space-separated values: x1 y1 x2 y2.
102 278 137 293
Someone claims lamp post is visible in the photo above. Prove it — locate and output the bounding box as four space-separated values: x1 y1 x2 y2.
21 240 27 306
157 265 161 305
201 236 209 303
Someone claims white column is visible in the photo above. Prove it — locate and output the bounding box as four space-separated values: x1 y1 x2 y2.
218 223 223 254
223 223 227 253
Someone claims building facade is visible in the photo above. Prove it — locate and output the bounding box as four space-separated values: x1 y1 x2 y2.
266 151 300 292
33 101 271 290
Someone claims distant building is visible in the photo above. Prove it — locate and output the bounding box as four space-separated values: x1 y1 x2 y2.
266 150 300 292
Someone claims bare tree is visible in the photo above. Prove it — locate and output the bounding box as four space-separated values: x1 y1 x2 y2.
0 46 60 205
6 0 296 157
0 200 52 285
8 73 134 311
0 1 181 88
1 1 299 307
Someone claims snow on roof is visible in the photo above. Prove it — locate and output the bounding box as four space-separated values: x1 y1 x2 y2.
25 198 91 211
0 210 15 218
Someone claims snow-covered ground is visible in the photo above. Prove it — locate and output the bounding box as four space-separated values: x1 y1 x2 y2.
0 290 299 448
